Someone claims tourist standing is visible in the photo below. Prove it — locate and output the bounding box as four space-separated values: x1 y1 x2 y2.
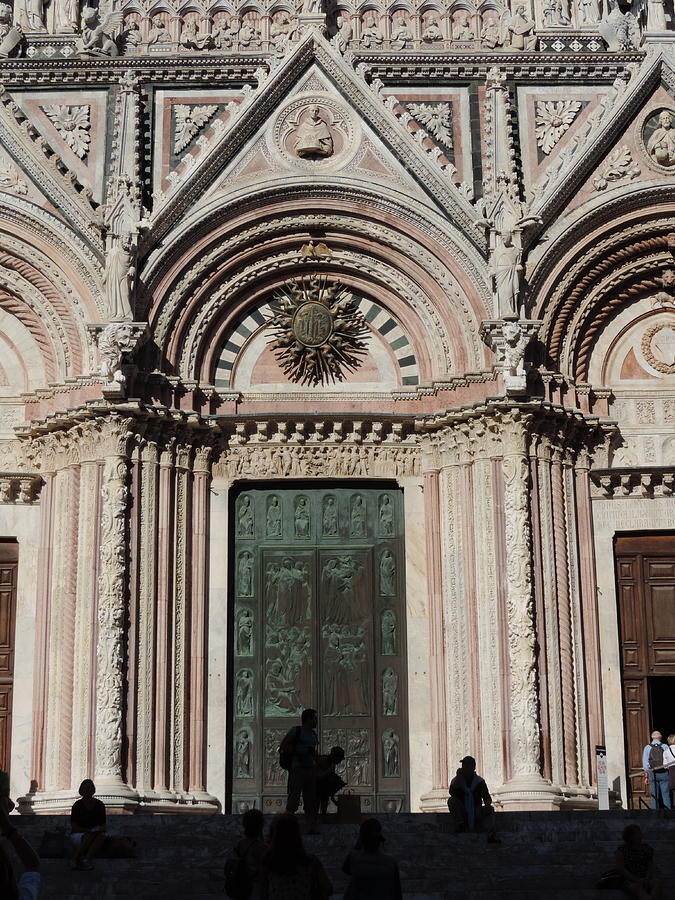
342 818 402 900
259 814 332 900
663 734 675 806
642 731 671 809
281 708 319 833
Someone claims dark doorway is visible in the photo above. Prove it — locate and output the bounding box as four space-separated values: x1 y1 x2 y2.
648 676 675 742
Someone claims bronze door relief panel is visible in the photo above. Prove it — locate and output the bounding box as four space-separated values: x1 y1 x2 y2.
231 485 408 814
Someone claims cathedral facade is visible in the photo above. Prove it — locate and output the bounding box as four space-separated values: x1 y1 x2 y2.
0 0 673 816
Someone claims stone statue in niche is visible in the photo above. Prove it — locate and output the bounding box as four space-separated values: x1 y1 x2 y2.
422 16 443 41
332 14 352 51
382 667 398 716
13 0 45 32
646 110 675 168
237 496 254 537
237 608 254 656
378 494 394 535
235 669 254 717
360 14 383 47
238 18 259 46
102 234 134 320
270 13 295 54
179 18 213 50
266 496 282 537
452 10 474 40
322 495 338 536
77 7 123 56
237 551 253 597
577 0 600 23
293 106 333 159
543 0 571 26
647 0 668 31
382 729 400 777
379 550 396 597
235 728 252 778
0 4 23 56
147 14 171 44
492 231 522 318
381 609 397 655
265 730 287 785
322 556 363 624
294 496 310 538
504 5 537 49
350 494 366 536
391 17 413 48
323 624 369 716
481 11 501 47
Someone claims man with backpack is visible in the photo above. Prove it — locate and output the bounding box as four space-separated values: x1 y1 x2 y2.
280 708 319 833
642 730 672 809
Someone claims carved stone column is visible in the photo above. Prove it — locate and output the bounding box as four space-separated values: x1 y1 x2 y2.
94 452 138 804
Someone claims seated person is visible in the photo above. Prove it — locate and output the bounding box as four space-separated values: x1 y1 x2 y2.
70 779 106 870
447 756 499 843
614 824 662 899
315 746 346 821
0 788 40 900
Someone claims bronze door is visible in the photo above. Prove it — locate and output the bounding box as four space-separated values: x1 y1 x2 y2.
0 556 17 774
231 485 408 814
615 534 675 808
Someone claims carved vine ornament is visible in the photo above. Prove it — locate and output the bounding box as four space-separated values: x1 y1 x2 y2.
267 276 369 386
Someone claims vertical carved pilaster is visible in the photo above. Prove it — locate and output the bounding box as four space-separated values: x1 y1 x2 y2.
94 455 131 788
171 445 192 794
500 414 544 785
136 442 158 793
551 448 578 786
153 446 174 795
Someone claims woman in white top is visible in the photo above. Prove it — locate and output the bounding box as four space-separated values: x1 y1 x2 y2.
664 734 675 804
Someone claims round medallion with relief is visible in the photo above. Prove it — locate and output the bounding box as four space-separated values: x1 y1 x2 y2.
641 320 675 374
641 108 675 171
271 93 357 169
293 301 333 347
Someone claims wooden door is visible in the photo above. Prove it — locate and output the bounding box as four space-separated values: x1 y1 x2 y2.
230 484 408 815
0 560 17 774
615 534 675 808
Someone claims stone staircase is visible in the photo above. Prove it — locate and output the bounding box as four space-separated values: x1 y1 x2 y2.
7 810 675 899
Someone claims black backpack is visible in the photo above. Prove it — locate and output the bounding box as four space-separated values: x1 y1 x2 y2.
649 743 665 770
279 726 301 771
224 845 253 899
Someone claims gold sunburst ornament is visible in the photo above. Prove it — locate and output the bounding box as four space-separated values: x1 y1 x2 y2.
267 276 369 386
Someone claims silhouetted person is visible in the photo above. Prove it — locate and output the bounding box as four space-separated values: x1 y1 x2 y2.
642 731 671 809
70 779 106 869
342 818 402 900
231 808 267 900
0 792 40 900
281 708 319 832
665 734 675 806
259 813 332 900
447 756 500 843
316 746 346 821
615 824 662 899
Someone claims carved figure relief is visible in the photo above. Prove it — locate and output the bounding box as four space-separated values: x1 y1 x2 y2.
265 617 311 714
324 727 370 786
237 551 253 597
381 609 397 655
577 0 600 24
294 496 311 538
293 106 333 159
266 495 282 537
379 550 396 596
237 495 254 537
322 495 338 536
42 105 91 158
264 657 303 715
268 558 311 623
350 494 366 536
237 608 254 656
360 14 383 47
504 6 537 49
235 668 254 717
265 729 288 785
174 105 219 154
382 729 400 777
382 667 398 716
102 235 134 321
147 14 171 45
452 10 475 40
77 7 123 57
422 15 443 41
322 624 369 715
322 555 363 624
644 109 675 169
235 728 252 778
492 232 523 318
378 495 394 536
534 101 582 154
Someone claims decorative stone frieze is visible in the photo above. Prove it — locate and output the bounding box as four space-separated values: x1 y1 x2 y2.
0 472 42 503
590 467 675 499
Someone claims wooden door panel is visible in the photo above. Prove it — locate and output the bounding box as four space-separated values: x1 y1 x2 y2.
645 559 675 670
617 578 646 672
0 685 10 772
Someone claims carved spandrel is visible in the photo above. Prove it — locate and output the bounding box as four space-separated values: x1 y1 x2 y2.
294 495 311 539
237 550 253 597
322 555 364 624
381 609 397 655
382 729 400 777
236 608 254 656
379 550 396 597
378 494 394 536
382 667 398 716
235 668 254 717
322 495 339 536
266 495 282 537
236 495 254 537
264 729 288 786
322 623 369 716
234 727 253 779
350 494 366 537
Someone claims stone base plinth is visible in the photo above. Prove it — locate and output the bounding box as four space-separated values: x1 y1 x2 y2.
418 788 449 812
492 775 563 811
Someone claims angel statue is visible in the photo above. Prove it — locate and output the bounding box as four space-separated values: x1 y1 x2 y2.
76 7 124 56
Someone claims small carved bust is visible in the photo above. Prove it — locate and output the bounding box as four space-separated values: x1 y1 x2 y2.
294 106 333 158
646 110 675 168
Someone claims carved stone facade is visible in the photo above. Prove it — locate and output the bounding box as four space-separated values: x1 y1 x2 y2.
0 17 673 816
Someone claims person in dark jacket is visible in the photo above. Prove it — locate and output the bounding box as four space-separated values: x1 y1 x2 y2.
342 818 402 900
447 756 500 843
70 779 106 869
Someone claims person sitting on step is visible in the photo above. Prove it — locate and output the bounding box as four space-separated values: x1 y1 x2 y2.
614 824 662 899
70 779 106 870
447 756 500 843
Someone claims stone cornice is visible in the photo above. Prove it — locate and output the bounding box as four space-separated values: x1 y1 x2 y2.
590 466 675 499
0 472 42 503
